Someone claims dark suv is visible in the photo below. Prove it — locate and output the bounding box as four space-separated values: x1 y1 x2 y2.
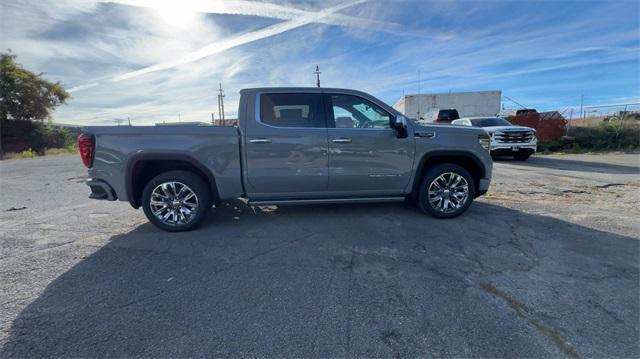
434 109 460 123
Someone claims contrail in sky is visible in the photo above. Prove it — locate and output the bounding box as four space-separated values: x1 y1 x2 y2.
69 0 367 92
107 0 396 33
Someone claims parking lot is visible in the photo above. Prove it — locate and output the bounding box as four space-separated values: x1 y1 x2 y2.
1 153 638 357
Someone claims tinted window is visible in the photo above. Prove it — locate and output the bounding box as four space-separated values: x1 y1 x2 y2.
260 93 323 128
437 109 460 121
470 118 513 127
516 109 537 115
328 94 391 129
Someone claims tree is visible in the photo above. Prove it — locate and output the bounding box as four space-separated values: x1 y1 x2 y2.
0 51 69 122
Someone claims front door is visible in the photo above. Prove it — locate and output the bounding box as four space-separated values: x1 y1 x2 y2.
325 93 414 194
244 92 328 195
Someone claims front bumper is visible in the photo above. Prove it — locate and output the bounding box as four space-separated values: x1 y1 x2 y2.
490 142 537 156
86 179 117 201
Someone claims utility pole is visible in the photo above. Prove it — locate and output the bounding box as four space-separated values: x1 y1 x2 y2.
217 83 225 122
127 117 131 126
211 112 215 125
579 94 584 120
314 65 321 88
217 89 221 124
417 70 421 120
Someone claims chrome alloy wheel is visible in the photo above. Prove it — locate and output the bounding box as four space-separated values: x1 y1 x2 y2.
150 181 199 226
427 172 469 213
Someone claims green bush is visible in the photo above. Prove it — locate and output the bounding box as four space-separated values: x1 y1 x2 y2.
20 148 37 158
1 118 75 155
540 120 640 153
29 123 75 152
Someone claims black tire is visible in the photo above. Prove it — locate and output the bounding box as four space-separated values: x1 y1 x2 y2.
417 163 476 219
513 153 531 161
141 170 212 232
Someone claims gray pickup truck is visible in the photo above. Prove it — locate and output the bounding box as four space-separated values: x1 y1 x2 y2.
78 87 493 231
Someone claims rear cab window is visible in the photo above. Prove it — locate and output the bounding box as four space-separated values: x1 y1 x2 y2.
259 93 324 128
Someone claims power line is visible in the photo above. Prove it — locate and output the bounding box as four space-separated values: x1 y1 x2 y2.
584 102 640 109
502 95 527 109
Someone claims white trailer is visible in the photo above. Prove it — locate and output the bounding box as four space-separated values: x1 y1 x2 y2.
394 90 502 121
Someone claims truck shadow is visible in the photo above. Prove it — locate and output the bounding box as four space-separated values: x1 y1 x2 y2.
2 201 639 357
493 155 639 174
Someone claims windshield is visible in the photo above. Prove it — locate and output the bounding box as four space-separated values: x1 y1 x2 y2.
470 118 512 127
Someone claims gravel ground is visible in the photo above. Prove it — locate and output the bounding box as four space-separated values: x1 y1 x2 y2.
0 153 638 358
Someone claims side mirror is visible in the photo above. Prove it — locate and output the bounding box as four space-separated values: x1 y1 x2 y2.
393 115 408 138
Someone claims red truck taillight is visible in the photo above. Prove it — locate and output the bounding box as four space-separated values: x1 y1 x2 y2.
77 133 95 168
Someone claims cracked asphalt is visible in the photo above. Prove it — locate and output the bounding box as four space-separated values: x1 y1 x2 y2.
0 153 638 358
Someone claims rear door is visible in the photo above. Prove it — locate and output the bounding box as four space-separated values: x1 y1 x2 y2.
244 92 329 195
325 93 414 194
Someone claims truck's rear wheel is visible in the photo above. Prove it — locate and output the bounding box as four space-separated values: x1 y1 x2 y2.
141 171 211 232
417 163 475 218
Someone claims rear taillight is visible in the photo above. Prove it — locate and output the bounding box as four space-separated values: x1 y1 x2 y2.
77 133 94 168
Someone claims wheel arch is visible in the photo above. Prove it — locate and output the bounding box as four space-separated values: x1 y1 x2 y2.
125 153 219 209
411 151 486 197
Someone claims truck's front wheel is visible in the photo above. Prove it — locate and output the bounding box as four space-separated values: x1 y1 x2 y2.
417 164 476 219
141 171 212 232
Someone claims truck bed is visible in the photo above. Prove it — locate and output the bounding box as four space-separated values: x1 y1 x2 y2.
82 125 244 203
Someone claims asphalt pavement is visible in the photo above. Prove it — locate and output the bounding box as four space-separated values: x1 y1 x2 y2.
0 153 638 358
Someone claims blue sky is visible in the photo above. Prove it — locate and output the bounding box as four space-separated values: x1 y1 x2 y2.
2 0 638 125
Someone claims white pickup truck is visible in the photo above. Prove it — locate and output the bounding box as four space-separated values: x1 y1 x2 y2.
452 117 537 161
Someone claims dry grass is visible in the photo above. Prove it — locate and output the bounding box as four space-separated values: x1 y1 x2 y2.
44 147 77 156
2 146 76 160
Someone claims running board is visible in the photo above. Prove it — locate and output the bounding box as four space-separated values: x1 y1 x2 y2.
248 196 405 206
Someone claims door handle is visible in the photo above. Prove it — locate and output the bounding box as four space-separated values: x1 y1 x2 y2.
415 131 435 138
249 138 272 144
332 137 352 144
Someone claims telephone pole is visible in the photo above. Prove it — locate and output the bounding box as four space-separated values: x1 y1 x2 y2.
217 83 225 123
314 65 321 88
417 70 421 120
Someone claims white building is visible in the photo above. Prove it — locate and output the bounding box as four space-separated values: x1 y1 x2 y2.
393 90 502 120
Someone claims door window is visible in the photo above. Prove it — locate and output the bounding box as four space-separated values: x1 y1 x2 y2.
260 93 324 128
328 94 391 129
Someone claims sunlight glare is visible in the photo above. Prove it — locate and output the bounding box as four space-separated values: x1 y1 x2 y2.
154 1 197 27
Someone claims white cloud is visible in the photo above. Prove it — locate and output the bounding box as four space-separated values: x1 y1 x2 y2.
4 0 637 124
67 0 368 91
